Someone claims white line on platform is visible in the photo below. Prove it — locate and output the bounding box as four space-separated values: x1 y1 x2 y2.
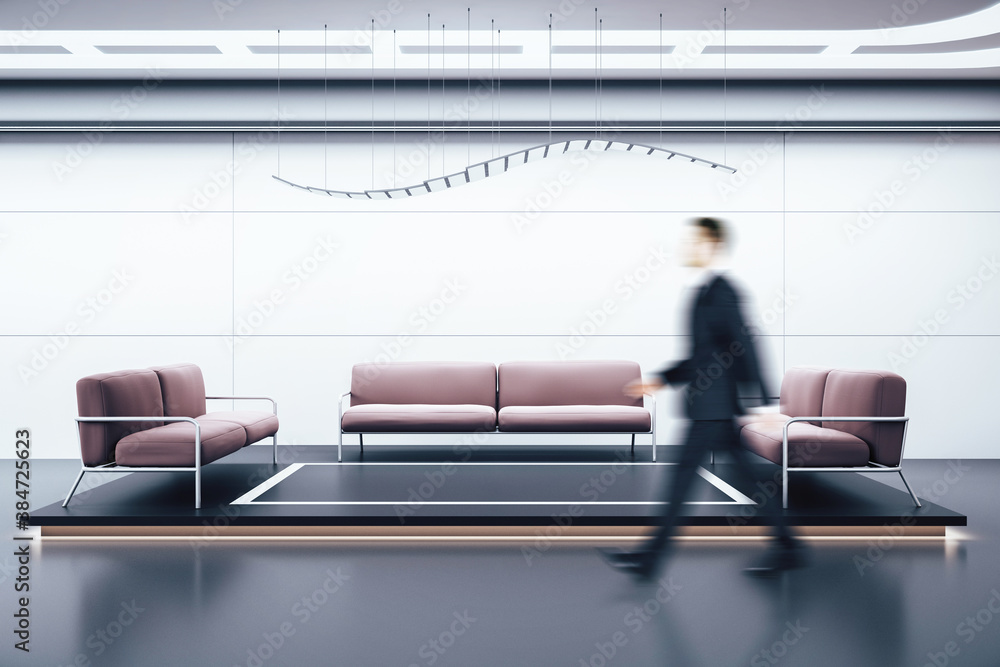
241 500 744 506
697 466 756 504
290 462 678 466
231 463 303 505
232 462 754 506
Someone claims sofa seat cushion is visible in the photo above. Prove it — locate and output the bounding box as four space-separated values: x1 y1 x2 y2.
116 421 247 467
741 421 871 467
341 404 497 432
498 405 651 432
737 412 794 429
201 411 278 444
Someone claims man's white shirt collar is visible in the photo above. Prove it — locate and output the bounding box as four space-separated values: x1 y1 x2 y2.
686 265 727 291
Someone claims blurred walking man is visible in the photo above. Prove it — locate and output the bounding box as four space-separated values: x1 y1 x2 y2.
602 217 805 580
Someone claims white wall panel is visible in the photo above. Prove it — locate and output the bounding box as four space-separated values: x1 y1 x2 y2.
784 132 1000 213
785 212 1000 336
232 211 784 336
0 132 234 213
0 212 233 335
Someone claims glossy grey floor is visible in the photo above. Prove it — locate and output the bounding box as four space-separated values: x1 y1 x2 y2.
4 457 998 667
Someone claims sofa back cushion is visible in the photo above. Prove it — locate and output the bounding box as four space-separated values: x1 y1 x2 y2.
76 368 165 466
821 369 907 466
779 366 831 426
151 363 207 418
498 361 643 409
350 362 497 408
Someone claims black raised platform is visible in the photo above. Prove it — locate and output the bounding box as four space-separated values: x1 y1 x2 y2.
32 445 966 538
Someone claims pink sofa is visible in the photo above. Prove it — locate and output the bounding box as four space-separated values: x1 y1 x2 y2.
65 363 278 509
739 366 917 508
338 360 656 461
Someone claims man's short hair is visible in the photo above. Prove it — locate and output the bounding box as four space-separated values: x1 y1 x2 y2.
691 217 728 245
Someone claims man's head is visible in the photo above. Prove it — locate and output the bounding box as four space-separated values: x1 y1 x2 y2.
681 217 729 268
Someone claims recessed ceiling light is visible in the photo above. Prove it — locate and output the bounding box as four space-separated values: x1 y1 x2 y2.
248 45 371 55
0 45 70 54
399 45 521 55
552 45 676 55
96 45 221 55
702 45 828 54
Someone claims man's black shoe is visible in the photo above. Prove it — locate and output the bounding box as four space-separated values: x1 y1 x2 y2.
743 541 809 577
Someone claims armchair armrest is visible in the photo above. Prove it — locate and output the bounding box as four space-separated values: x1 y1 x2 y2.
782 415 908 433
643 392 657 462
337 391 352 462
642 392 656 421
781 415 909 468
206 395 277 415
338 391 351 426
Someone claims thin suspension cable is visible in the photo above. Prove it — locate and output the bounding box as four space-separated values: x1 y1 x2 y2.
324 24 328 188
548 14 552 146
497 28 501 157
371 19 375 190
276 28 281 176
659 13 663 147
393 29 396 188
442 23 446 177
594 9 598 139
490 19 495 158
467 8 471 167
427 13 431 181
599 18 602 139
723 6 728 166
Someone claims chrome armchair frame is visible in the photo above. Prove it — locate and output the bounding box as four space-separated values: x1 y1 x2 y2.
336 391 657 462
781 415 919 509
63 415 205 509
64 395 278 510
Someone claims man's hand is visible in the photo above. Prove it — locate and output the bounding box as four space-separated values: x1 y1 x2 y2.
624 378 663 399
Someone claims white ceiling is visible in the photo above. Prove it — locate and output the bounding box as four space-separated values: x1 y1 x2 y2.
1 0 998 80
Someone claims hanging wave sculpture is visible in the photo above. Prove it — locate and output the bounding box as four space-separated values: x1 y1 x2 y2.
272 139 736 200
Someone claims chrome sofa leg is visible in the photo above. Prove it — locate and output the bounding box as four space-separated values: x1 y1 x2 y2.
630 434 635 456
898 470 922 508
782 463 789 510
62 467 86 508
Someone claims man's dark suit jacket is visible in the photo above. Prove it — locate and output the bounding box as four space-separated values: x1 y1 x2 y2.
656 272 770 421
